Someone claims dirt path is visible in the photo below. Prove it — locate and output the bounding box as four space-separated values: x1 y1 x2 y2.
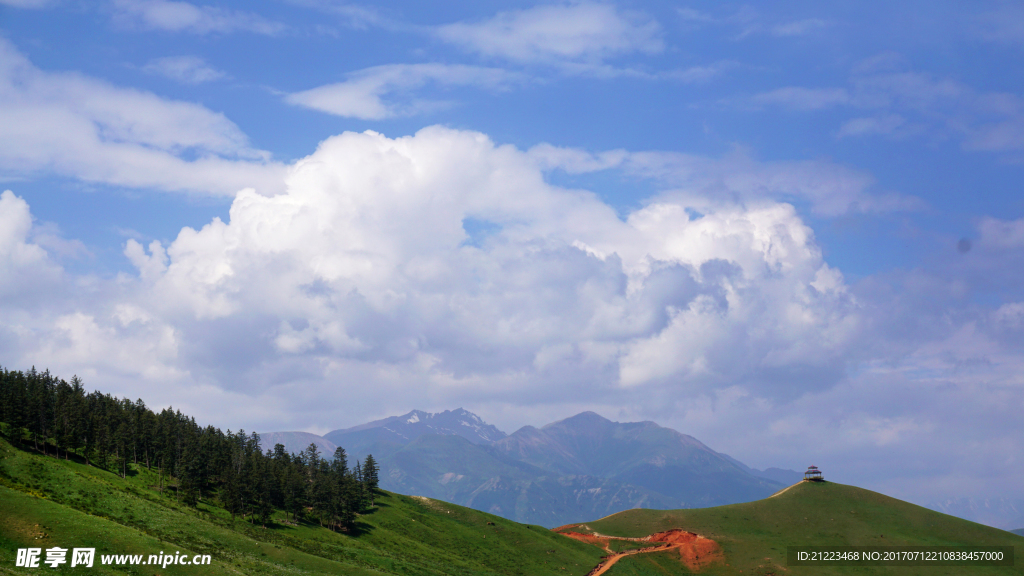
768 480 805 498
583 543 677 576
558 528 722 575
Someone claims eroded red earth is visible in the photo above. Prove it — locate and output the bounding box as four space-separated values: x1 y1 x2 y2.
555 525 723 575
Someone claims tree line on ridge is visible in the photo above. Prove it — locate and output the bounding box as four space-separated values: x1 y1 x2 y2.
0 366 378 530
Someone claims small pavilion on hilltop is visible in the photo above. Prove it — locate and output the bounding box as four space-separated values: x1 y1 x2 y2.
804 465 823 482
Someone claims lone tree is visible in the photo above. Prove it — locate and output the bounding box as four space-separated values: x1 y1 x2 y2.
363 454 380 504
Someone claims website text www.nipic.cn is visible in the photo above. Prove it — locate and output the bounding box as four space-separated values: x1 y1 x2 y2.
15 547 212 569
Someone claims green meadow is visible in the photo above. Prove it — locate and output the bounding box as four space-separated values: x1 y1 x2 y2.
574 480 1023 575
0 432 604 575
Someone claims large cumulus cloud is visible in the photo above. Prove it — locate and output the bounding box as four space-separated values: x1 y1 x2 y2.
116 127 857 410
4 127 1022 516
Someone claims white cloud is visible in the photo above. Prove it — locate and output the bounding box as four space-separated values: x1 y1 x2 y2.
616 202 857 387
436 3 663 64
3 128 865 428
0 190 62 299
978 216 1024 248
0 39 285 195
285 64 521 119
142 55 226 84
112 0 286 35
111 127 858 406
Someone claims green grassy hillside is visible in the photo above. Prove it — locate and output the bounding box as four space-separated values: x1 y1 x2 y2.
0 434 604 575
568 480 1023 575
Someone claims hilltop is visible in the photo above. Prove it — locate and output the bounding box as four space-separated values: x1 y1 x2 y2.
557 480 1024 575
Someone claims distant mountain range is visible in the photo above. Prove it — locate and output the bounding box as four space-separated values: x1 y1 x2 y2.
261 409 795 527
258 430 339 457
324 408 507 457
925 497 1024 531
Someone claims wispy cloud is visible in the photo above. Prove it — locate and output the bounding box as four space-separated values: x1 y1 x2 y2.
0 39 284 195
285 64 522 120
771 18 828 37
676 7 716 24
112 0 286 35
530 142 922 216
284 0 389 30
739 59 1024 154
750 87 851 110
675 5 827 40
676 6 827 40
972 4 1024 46
837 114 908 138
665 61 736 83
0 0 52 7
436 3 663 65
142 55 226 84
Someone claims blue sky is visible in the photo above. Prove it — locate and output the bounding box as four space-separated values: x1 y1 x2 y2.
1 0 1023 525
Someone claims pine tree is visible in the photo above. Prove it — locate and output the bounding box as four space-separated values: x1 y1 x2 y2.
331 446 348 476
362 454 380 505
0 365 391 535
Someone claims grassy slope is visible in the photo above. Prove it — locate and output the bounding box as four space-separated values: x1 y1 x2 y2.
0 434 604 575
573 481 1024 576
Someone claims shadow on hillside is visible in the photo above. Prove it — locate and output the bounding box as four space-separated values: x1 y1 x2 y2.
1 430 164 483
345 520 375 537
2 432 91 468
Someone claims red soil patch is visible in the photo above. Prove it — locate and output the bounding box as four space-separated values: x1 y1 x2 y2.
560 531 613 552
648 529 723 571
558 527 722 574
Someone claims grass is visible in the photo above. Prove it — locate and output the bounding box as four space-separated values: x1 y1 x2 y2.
578 480 1024 576
600 550 694 576
0 433 605 575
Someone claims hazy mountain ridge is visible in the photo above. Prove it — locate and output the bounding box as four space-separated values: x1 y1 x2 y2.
492 411 784 509
323 408 506 453
716 451 805 486
925 497 1024 531
374 432 683 526
258 416 1024 530
265 409 796 527
258 431 338 457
